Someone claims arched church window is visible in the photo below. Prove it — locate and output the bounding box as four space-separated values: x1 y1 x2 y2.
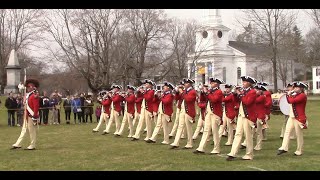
237 67 241 79
202 31 208 38
217 30 223 38
223 67 226 83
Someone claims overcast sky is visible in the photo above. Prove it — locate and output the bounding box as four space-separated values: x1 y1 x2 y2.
164 9 315 36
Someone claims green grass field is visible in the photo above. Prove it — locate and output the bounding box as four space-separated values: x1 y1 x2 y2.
0 96 319 171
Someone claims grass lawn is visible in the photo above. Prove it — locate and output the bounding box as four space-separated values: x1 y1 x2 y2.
0 96 319 171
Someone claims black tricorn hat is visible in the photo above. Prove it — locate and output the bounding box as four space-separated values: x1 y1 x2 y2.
286 82 295 88
111 84 122 89
257 81 269 86
293 81 308 89
127 85 137 91
143 79 156 86
225 84 233 88
164 81 174 90
241 76 257 84
209 77 225 84
183 78 195 84
254 84 267 91
25 79 39 88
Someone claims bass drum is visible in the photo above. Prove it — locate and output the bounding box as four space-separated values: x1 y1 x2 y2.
279 94 290 116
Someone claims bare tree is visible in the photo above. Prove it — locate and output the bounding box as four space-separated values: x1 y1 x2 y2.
238 9 297 90
41 9 124 92
0 9 43 92
307 9 320 28
123 9 169 86
166 19 197 82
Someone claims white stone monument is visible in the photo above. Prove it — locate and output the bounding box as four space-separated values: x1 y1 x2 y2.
4 49 21 94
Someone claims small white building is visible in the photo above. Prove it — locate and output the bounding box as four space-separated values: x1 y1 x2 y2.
187 9 295 91
312 66 320 94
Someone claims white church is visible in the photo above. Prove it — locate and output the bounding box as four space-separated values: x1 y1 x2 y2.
187 9 294 91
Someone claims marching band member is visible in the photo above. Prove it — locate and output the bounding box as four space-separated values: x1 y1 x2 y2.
103 85 125 135
218 84 237 146
146 82 174 144
170 78 197 149
193 77 224 154
192 84 209 140
277 81 308 156
11 79 40 150
132 86 144 128
169 81 186 139
226 76 257 161
131 79 155 141
153 90 162 125
92 90 112 132
253 84 267 151
116 85 136 137
280 82 296 139
257 81 272 141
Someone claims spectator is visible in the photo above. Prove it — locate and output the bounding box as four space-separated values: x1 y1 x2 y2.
95 105 102 123
16 93 24 126
79 93 85 123
41 91 50 125
84 95 94 123
50 94 59 125
71 94 82 124
63 95 72 124
5 92 18 126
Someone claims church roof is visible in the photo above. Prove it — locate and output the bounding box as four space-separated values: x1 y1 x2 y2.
228 41 271 57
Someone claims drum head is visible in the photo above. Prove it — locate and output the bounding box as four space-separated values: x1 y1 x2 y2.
279 95 290 116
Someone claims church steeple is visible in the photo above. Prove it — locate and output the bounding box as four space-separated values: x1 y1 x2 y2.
202 9 222 27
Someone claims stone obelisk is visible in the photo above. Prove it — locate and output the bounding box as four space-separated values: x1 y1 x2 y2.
4 49 21 94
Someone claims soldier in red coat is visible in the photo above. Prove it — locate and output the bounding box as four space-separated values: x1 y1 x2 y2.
169 81 186 139
170 78 197 149
153 90 162 125
253 84 267 151
257 81 272 140
132 86 144 128
277 81 308 156
194 77 224 154
132 79 155 141
218 84 237 146
146 82 175 144
227 75 257 161
93 90 112 132
11 79 40 150
192 84 208 140
116 85 136 137
103 85 125 135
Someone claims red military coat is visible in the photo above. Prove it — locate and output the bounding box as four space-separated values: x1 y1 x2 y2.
125 93 136 115
153 95 161 113
174 91 184 109
161 91 174 116
207 88 223 119
135 92 144 114
183 87 197 120
144 89 155 113
255 94 266 120
26 91 40 119
101 98 112 116
112 93 124 113
197 91 208 120
222 93 236 120
287 93 307 125
264 90 272 115
233 93 240 116
240 88 257 123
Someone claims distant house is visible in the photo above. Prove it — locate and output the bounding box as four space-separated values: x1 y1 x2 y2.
312 66 320 94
